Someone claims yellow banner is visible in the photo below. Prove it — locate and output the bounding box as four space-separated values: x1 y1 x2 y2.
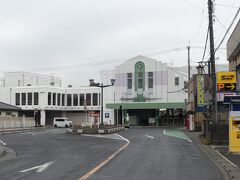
197 75 204 107
217 72 236 84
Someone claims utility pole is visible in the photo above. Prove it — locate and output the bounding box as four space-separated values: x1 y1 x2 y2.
208 0 217 122
187 45 191 81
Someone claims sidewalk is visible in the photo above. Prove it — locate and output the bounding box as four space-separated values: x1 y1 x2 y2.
186 130 240 180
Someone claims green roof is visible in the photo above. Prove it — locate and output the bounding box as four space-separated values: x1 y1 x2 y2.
106 102 185 109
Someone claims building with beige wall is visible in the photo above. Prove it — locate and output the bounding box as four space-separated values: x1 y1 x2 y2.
228 20 240 72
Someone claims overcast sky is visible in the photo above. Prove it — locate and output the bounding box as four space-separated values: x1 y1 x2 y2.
0 0 239 86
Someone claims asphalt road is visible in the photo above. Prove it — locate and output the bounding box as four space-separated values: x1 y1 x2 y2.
0 128 124 180
0 128 223 180
90 128 223 180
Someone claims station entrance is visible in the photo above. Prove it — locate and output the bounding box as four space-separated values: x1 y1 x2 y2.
109 102 186 127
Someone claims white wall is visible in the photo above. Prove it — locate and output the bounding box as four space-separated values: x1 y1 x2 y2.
103 56 187 104
3 72 61 87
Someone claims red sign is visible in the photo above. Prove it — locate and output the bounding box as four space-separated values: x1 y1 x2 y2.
90 112 100 117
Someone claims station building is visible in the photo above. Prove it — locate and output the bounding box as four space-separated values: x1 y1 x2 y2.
0 56 189 127
101 55 188 126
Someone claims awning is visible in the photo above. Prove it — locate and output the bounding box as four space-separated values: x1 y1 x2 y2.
106 102 185 109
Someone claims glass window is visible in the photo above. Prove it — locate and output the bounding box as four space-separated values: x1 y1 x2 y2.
86 93 91 106
175 77 179 86
57 93 61 106
73 94 78 106
53 93 56 106
67 94 72 106
148 72 153 88
79 94 84 106
48 92 51 105
16 93 20 106
127 73 132 89
21 93 26 105
34 92 39 105
62 94 65 106
27 92 32 105
138 72 143 89
93 93 98 106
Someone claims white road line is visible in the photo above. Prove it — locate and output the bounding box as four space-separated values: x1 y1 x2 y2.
163 129 192 143
51 131 65 134
114 133 130 143
81 134 123 140
20 161 55 173
211 145 228 149
216 150 239 168
80 134 130 180
145 135 154 139
32 131 47 136
20 132 34 135
0 140 6 146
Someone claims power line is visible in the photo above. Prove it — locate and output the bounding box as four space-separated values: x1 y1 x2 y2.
215 6 240 53
201 26 209 62
215 3 239 9
182 0 204 15
215 15 239 44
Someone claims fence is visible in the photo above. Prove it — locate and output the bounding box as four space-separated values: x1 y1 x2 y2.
0 116 35 130
202 120 228 145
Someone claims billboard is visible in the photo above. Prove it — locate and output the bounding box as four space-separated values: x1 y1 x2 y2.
217 72 236 92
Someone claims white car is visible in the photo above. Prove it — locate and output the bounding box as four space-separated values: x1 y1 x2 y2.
53 117 72 128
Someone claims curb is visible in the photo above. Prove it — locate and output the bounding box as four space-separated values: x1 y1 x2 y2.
0 147 6 157
185 131 231 180
0 127 45 135
68 127 125 135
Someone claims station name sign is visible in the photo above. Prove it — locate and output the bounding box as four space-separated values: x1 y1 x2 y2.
217 72 236 92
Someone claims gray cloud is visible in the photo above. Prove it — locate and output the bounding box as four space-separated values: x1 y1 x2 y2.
0 0 238 86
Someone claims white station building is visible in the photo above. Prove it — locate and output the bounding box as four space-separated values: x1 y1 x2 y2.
101 55 188 126
0 56 188 126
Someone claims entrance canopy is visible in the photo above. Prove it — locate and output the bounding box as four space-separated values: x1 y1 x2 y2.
106 102 185 109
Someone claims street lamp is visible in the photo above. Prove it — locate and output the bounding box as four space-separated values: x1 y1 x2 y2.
89 78 115 128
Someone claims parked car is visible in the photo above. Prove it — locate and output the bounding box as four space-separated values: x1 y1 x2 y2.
53 117 72 128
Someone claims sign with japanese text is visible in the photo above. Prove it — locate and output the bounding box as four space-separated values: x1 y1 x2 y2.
217 72 236 84
217 72 236 92
197 75 205 107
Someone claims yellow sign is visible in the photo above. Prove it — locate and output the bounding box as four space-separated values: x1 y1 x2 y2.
217 72 236 84
197 75 204 107
229 115 240 153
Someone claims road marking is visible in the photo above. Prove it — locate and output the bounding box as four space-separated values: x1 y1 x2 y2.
20 132 34 135
20 161 55 173
0 140 6 146
79 133 130 180
211 145 228 149
81 134 123 140
32 131 47 136
145 135 154 139
163 129 192 142
216 150 239 168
